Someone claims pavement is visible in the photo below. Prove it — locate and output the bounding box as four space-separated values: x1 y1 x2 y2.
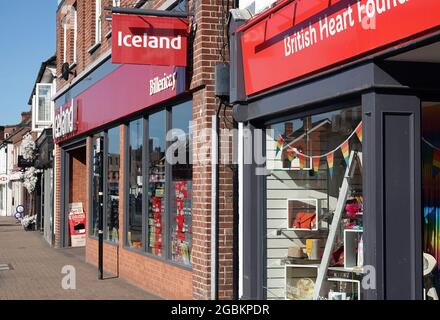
0 217 160 300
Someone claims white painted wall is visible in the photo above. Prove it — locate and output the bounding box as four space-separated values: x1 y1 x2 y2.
239 0 277 14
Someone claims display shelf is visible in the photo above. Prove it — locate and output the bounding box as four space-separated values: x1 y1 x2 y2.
327 278 361 300
286 198 320 231
344 229 364 270
285 264 319 300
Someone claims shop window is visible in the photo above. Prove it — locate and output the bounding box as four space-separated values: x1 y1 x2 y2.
123 101 193 267
170 101 193 266
106 127 120 243
421 102 440 300
265 106 363 300
91 133 105 238
128 119 143 249
147 110 166 257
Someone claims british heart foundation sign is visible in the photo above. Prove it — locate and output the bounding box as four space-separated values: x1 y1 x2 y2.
112 14 189 66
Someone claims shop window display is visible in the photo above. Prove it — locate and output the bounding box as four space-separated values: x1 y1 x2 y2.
106 127 120 243
421 102 440 300
128 119 143 249
148 111 166 257
170 101 193 266
91 133 105 237
265 106 363 300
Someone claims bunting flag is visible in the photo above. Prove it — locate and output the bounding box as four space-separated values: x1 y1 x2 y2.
275 135 284 157
312 157 320 174
286 146 295 164
355 123 363 143
327 152 334 178
298 154 307 170
341 140 350 166
433 149 440 176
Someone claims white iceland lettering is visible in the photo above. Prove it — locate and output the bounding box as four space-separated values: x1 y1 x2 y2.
117 32 182 50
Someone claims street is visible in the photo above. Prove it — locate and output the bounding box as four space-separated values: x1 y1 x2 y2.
0 217 159 300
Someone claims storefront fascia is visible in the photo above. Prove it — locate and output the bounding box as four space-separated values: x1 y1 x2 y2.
230 0 440 300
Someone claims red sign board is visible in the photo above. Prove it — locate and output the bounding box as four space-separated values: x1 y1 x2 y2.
54 64 186 143
112 14 189 66
240 0 440 96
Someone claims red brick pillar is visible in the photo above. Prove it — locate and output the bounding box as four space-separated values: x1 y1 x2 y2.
189 0 234 300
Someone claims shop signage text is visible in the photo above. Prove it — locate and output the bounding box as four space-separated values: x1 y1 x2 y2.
240 0 440 95
54 100 77 143
112 14 189 67
150 72 177 96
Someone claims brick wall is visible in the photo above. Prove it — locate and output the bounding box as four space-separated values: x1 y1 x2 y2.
188 0 235 300
55 0 235 300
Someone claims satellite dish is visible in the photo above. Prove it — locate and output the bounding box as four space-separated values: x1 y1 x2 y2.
61 62 72 81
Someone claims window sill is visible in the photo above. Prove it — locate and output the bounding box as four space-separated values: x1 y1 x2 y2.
69 62 77 70
88 42 101 55
88 235 119 247
105 29 112 39
122 245 193 272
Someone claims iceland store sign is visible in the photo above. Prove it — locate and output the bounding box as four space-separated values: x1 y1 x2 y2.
54 100 77 143
112 14 189 66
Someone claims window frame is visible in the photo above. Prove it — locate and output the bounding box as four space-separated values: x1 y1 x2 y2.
89 127 121 245
35 83 54 125
95 0 102 45
62 16 67 63
72 6 78 65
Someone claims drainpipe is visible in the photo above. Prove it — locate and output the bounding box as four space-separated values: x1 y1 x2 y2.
211 113 219 300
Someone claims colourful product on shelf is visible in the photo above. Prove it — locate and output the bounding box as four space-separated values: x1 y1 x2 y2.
293 212 316 229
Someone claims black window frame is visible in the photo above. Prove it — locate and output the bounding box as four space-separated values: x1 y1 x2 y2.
89 126 121 245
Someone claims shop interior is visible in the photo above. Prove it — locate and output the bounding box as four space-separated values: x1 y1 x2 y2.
65 145 87 254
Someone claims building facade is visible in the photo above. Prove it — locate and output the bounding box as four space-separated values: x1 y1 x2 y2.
54 0 236 300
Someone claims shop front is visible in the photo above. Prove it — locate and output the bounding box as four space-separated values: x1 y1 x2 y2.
231 0 440 300
54 57 194 297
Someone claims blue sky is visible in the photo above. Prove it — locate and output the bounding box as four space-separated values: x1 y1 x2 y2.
0 1 57 126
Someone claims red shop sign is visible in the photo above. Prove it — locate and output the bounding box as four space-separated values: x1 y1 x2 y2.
240 0 440 96
112 14 189 66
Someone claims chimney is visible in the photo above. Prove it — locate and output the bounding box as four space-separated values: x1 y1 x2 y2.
21 112 32 124
284 122 293 137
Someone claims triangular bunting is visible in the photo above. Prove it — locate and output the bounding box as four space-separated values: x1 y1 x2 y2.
341 140 350 166
286 146 295 164
312 157 320 174
355 123 363 143
275 134 284 157
327 152 334 178
298 154 307 170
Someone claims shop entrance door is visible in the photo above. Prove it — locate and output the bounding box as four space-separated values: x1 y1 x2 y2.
61 142 87 254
